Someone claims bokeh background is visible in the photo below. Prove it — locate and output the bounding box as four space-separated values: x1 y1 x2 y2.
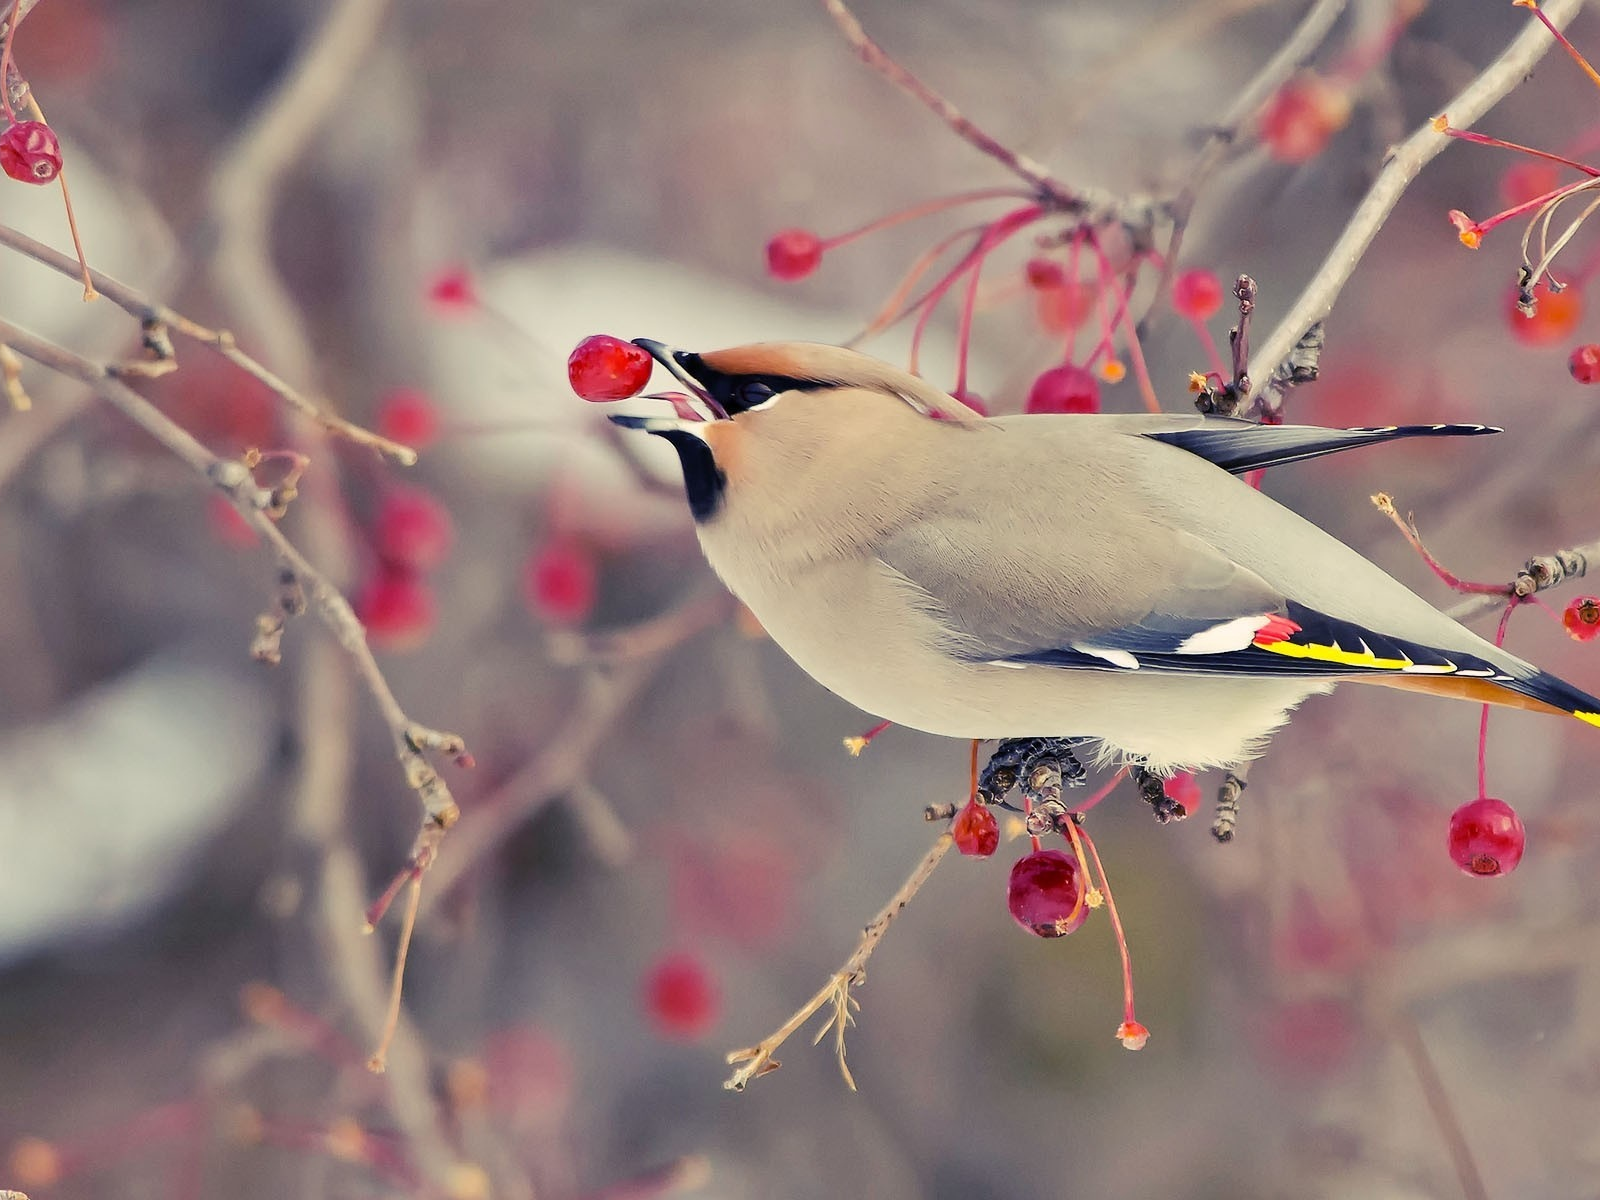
3 0 1600 1196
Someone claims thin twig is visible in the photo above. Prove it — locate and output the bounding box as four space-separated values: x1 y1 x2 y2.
0 317 463 829
422 655 671 909
1447 537 1598 622
0 222 418 464
1248 0 1583 401
1391 1014 1490 1200
724 832 954 1091
819 0 1087 212
1148 0 1350 333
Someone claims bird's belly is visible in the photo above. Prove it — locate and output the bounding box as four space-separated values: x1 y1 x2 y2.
719 553 1330 771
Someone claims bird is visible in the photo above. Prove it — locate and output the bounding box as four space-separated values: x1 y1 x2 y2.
606 338 1600 787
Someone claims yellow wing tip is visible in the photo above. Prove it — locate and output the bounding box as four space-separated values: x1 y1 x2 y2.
1576 711 1600 728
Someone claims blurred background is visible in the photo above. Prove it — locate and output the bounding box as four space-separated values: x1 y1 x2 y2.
3 0 1600 1196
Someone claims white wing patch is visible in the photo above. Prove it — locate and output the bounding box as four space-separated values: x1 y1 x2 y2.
1174 615 1273 655
1073 645 1141 670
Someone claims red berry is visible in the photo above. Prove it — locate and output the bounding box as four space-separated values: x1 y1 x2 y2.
1025 364 1101 414
426 268 477 310
0 121 64 184
1562 596 1600 641
374 388 439 448
1032 279 1094 334
765 229 824 281
1259 75 1351 162
524 538 597 624
1007 848 1089 937
951 799 999 857
1569 344 1600 383
1024 257 1066 290
642 952 720 1040
1172 269 1225 320
1447 797 1526 877
1164 771 1203 818
373 488 454 571
1501 162 1561 208
566 334 654 402
355 566 436 650
1507 281 1583 346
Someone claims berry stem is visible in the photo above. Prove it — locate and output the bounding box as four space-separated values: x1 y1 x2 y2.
908 204 1043 375
1075 827 1141 1038
1067 766 1129 816
1119 302 1164 415
1436 120 1600 178
820 187 1033 252
1370 494 1511 594
366 871 423 1074
842 718 893 756
1517 0 1600 93
1187 315 1230 379
968 737 980 802
1478 598 1520 800
851 220 994 343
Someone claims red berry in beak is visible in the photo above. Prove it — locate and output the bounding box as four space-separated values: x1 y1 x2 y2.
567 335 655 402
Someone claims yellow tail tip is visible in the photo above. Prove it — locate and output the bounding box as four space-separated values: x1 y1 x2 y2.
1575 711 1600 728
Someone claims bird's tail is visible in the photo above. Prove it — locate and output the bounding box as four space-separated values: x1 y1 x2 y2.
1362 661 1600 726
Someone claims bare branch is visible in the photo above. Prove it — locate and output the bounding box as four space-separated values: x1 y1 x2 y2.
0 222 418 463
820 0 1089 211
1249 0 1584 400
724 832 954 1091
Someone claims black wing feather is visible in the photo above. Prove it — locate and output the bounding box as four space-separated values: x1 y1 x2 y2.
1144 422 1499 476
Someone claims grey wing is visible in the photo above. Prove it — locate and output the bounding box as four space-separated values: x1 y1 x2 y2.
874 495 1292 668
989 413 1499 476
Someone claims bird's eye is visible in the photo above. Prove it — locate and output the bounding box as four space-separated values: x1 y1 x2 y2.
739 381 777 408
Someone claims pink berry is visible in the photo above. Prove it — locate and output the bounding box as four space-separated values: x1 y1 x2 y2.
1172 269 1225 320
567 335 655 402
1508 281 1582 346
1007 848 1089 937
374 388 439 448
0 121 64 184
426 268 477 310
1024 257 1066 290
1164 771 1203 817
642 953 720 1040
1259 75 1351 162
1569 344 1600 383
374 488 454 571
1447 797 1526 877
951 799 999 857
1562 596 1600 642
524 538 597 624
355 567 436 650
1025 364 1101 415
765 229 824 281
1501 162 1561 208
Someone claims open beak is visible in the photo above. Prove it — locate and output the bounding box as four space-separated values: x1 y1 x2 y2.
630 339 731 419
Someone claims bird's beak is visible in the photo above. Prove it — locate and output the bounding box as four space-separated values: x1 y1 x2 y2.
631 339 734 420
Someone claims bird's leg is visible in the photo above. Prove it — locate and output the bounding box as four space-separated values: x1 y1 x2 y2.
978 738 1089 810
1211 771 1247 842
1130 763 1186 824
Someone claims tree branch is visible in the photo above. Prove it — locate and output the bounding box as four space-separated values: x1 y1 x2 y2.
1248 0 1583 400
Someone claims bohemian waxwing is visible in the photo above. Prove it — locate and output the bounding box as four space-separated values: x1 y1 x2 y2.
609 339 1600 775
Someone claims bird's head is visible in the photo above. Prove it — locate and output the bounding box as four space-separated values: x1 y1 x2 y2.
609 341 981 524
